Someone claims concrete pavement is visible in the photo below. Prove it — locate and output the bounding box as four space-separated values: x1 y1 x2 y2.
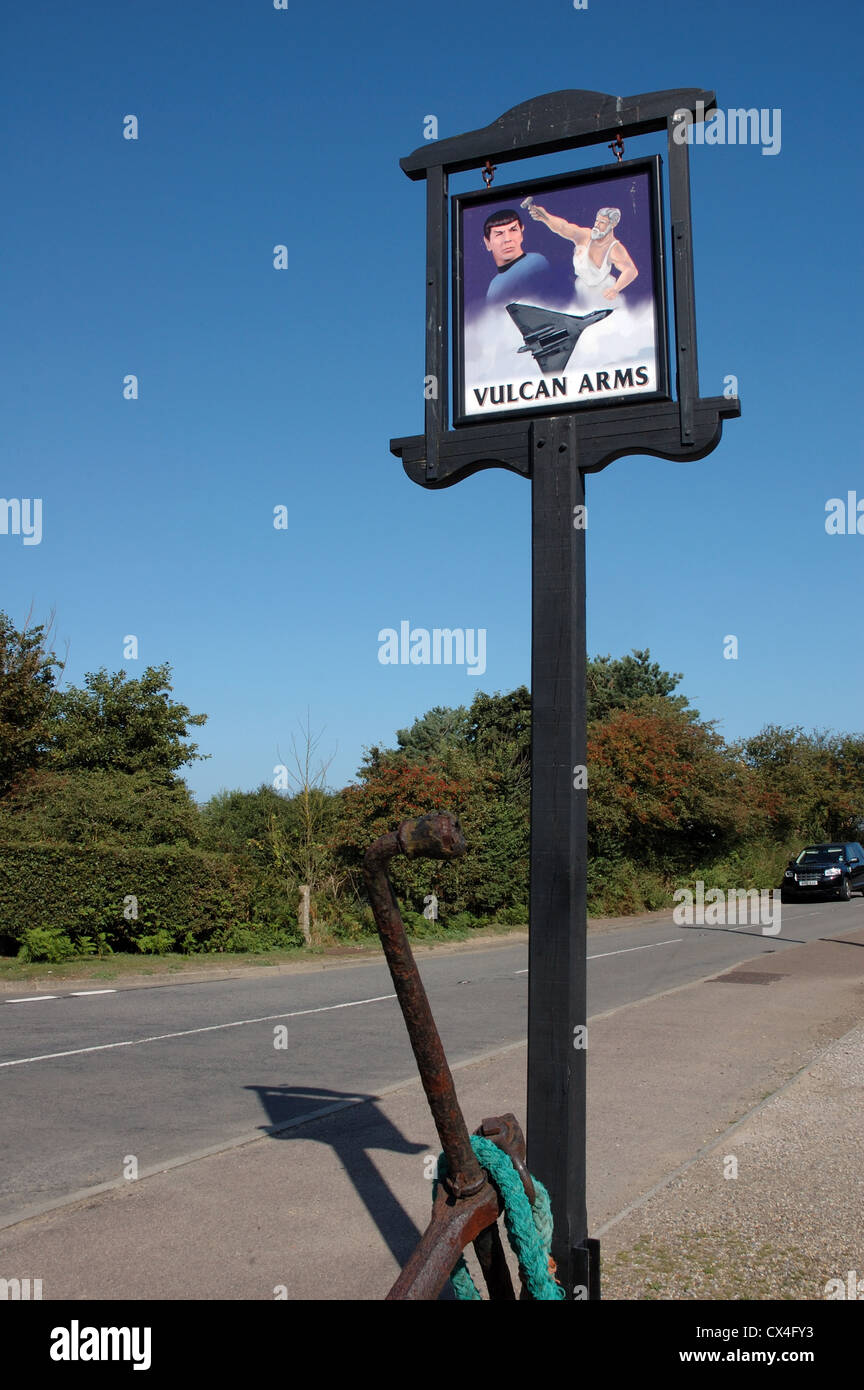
1 923 863 1300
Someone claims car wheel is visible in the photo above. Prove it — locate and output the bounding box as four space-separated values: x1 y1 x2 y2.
837 877 852 902
780 891 795 904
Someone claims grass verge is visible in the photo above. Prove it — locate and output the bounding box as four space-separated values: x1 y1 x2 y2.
0 919 527 989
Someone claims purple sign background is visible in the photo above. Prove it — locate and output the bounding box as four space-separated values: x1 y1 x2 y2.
462 169 655 318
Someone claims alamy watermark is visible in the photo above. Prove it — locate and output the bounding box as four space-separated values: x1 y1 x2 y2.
824 1270 864 1299
1 498 42 545
673 881 781 934
50 1322 151 1370
825 491 864 535
673 102 781 156
1 1277 42 1300
378 622 486 676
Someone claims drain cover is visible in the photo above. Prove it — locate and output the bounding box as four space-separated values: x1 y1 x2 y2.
708 970 787 985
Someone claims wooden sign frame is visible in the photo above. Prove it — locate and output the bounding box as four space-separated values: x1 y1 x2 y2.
388 88 740 1302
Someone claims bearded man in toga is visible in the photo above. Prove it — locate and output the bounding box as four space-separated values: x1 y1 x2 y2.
526 203 638 309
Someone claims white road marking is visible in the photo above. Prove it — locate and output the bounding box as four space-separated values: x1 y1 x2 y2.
0 993 398 1069
588 938 683 960
6 996 59 1003
68 990 118 997
514 938 683 974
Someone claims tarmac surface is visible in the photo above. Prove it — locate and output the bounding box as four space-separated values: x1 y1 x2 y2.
2 918 862 1301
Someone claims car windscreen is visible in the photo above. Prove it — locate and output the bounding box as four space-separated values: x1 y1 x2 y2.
795 848 845 864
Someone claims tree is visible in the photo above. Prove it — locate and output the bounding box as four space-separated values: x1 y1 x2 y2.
336 760 473 910
394 705 470 762
0 610 63 796
465 686 532 771
587 704 756 870
735 725 864 842
586 649 691 723
50 664 207 783
200 785 292 867
272 718 339 895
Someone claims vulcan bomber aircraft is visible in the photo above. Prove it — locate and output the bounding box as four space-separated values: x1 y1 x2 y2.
506 302 613 374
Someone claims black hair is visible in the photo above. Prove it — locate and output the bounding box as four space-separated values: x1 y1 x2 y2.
483 209 522 239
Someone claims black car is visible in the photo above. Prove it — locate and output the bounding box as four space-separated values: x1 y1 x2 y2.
781 842 864 902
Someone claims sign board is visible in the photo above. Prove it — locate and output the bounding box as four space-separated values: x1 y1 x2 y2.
453 157 669 422
389 89 741 1300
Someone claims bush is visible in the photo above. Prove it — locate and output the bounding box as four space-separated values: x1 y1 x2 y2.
324 901 377 942
494 904 528 926
0 840 257 954
587 857 670 916
0 769 201 848
136 930 175 955
400 909 428 935
17 926 77 963
206 923 301 953
675 841 799 897
76 930 113 957
445 910 485 932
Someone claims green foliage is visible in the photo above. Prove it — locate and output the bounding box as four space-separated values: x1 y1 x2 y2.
315 898 377 942
135 929 175 955
349 690 533 920
77 931 114 957
586 857 671 916
734 724 864 842
200 780 344 938
344 659 861 925
0 611 63 796
362 687 531 779
5 625 863 955
465 686 532 768
0 770 201 847
494 904 528 925
71 907 116 955
206 922 300 953
263 788 342 894
587 649 691 723
397 907 470 940
270 718 341 899
677 840 800 897
396 908 427 935
394 705 470 762
199 785 291 865
588 704 760 872
459 766 529 914
49 664 207 782
445 911 485 932
336 761 475 913
0 841 258 954
17 926 77 964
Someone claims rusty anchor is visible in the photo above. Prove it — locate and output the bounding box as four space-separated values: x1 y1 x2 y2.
363 812 544 1300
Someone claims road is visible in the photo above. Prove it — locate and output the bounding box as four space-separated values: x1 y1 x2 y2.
1 895 860 1227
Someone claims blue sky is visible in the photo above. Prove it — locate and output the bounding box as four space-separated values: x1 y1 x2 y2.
2 0 861 801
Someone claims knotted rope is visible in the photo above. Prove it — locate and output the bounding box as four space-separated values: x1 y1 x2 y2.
432 1134 565 1300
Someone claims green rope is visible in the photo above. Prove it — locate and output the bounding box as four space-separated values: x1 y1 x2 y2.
432 1135 565 1300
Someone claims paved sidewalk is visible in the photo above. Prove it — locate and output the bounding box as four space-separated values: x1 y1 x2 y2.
600 1022 864 1300
1 926 863 1300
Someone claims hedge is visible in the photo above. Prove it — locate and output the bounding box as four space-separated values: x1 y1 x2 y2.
0 839 261 954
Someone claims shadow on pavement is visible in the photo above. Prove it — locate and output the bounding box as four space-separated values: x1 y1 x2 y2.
246 1083 455 1296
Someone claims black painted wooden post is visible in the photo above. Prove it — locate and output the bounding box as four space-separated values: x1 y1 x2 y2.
391 89 739 1302
424 164 448 481
528 415 589 1295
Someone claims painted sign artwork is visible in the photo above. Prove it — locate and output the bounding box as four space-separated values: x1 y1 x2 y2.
453 157 669 422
